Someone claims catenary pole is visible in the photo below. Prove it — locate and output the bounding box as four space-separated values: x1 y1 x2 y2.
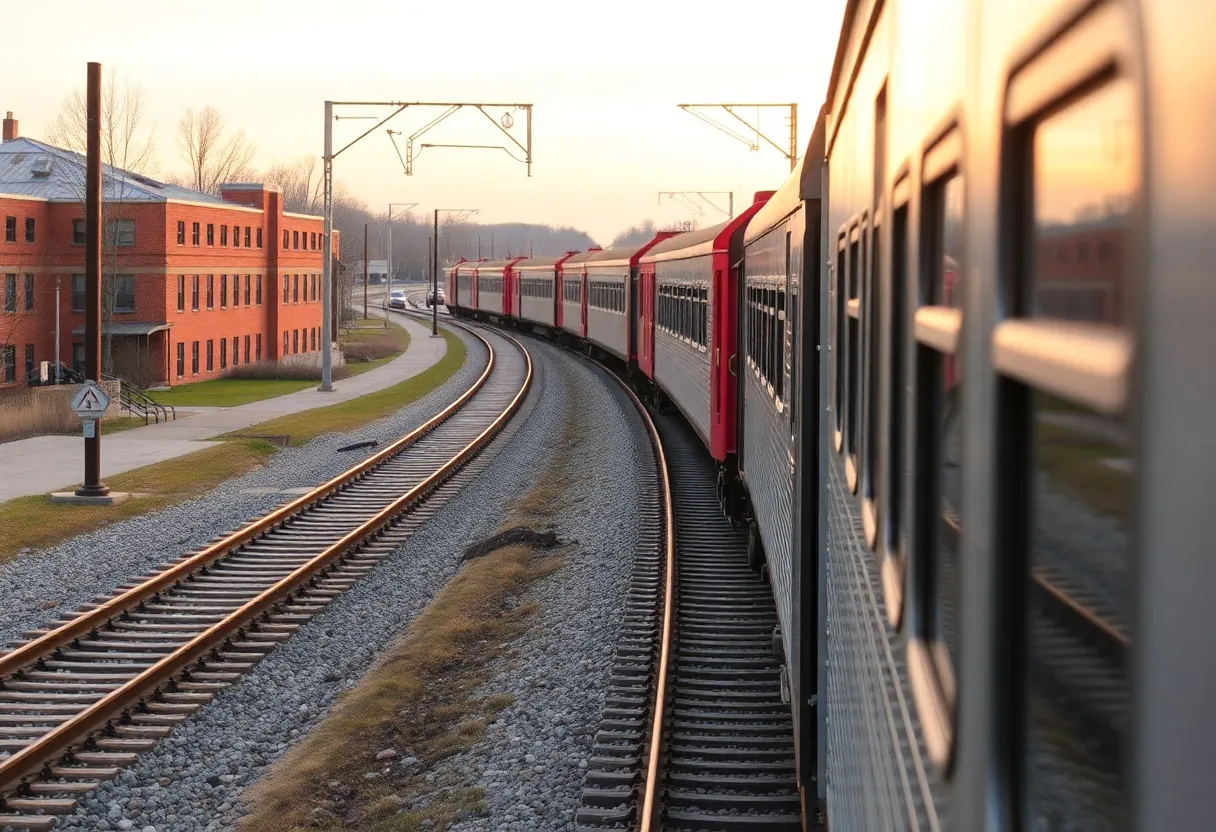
320 101 334 391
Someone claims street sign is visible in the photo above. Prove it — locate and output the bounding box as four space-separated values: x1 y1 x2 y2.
82 418 96 439
70 379 111 417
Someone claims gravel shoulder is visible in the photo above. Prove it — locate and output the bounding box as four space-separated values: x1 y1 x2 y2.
0 323 486 653
46 334 652 832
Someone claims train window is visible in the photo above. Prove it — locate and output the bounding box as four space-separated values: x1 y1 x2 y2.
775 288 786 404
1018 77 1134 828
863 218 882 521
834 236 847 448
909 166 964 770
846 230 862 482
787 231 797 433
882 202 910 625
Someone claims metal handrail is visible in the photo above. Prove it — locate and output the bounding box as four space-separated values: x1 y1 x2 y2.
0 325 527 796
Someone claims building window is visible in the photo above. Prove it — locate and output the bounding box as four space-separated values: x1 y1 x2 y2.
206 223 215 246
24 344 34 379
105 219 135 247
2 345 14 383
220 275 228 308
177 220 185 245
283 230 289 250
245 226 252 248
72 343 85 374
176 342 185 377
24 217 34 243
206 274 215 309
283 331 289 355
192 275 200 311
256 227 262 248
312 274 318 301
4 216 14 243
114 275 135 313
72 274 85 311
255 274 262 305
192 222 200 246
310 327 316 351
220 337 227 369
244 274 251 306
244 334 250 364
72 220 86 245
293 274 299 303
3 274 14 312
232 274 240 307
234 224 242 247
255 333 262 362
231 335 238 367
282 275 289 303
191 341 199 374
206 339 214 371
24 274 33 310
292 329 299 354
293 230 300 250
177 275 185 312
220 225 228 247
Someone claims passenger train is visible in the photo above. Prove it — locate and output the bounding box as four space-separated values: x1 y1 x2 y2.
446 0 1214 828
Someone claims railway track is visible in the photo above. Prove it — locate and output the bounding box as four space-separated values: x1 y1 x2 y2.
574 362 801 831
0 323 531 831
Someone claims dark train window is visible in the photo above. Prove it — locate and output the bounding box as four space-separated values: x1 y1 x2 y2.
1020 78 1134 828
834 236 847 447
787 231 797 431
883 203 910 620
863 219 882 510
776 288 786 405
846 230 862 474
909 166 964 770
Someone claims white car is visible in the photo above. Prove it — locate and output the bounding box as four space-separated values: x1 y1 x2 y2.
387 291 406 309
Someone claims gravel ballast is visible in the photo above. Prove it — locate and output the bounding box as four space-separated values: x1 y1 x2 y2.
0 324 485 652
46 334 652 832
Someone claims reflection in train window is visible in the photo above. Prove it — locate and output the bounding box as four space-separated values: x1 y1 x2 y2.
1024 77 1134 830
911 168 963 759
846 233 861 470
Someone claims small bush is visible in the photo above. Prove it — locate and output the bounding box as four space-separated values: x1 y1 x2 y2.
224 360 350 382
342 334 400 363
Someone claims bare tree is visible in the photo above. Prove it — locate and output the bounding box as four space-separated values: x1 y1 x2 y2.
263 156 323 214
176 107 256 196
46 72 157 175
45 73 156 375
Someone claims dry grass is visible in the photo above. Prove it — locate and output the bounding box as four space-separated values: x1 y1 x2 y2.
0 388 82 443
1036 421 1128 521
343 334 402 363
238 544 560 832
0 438 277 565
221 360 352 383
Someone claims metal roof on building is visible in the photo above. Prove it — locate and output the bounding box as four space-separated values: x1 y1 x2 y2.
0 137 229 204
71 321 173 336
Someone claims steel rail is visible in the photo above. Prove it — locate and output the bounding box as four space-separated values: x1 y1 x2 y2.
630 378 675 832
0 329 496 684
0 328 532 797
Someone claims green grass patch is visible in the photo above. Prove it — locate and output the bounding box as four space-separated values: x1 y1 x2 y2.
245 327 464 447
1036 421 1128 520
0 438 277 566
152 378 316 408
100 416 154 434
2 321 466 565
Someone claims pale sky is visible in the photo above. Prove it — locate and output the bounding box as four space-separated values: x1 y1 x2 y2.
0 0 846 244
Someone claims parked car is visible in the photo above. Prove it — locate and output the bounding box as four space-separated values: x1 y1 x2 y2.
426 287 446 306
387 291 407 309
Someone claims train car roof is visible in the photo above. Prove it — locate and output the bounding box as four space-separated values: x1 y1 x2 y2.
644 193 774 262
744 107 828 246
584 232 678 268
514 255 564 270
562 248 604 267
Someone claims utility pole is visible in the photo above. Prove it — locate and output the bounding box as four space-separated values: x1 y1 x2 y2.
491 232 495 259
363 223 368 319
54 276 61 384
77 61 107 498
433 208 478 335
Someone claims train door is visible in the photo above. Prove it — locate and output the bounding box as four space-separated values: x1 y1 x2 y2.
630 268 639 360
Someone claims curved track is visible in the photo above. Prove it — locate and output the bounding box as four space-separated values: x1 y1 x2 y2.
563 347 801 832
0 322 530 830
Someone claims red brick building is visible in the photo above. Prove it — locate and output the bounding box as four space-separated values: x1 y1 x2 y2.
0 112 338 389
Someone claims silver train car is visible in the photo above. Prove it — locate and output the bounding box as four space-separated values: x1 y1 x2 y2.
473 258 514 317
515 255 568 329
778 0 1215 828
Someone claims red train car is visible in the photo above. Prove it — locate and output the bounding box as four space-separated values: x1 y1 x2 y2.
638 192 773 461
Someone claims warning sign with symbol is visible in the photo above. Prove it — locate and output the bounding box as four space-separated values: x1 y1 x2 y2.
70 380 112 418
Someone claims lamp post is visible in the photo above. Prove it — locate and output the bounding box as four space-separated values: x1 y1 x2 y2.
386 202 417 295
432 208 477 336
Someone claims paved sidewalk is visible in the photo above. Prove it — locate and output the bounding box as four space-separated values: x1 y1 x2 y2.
0 314 448 503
